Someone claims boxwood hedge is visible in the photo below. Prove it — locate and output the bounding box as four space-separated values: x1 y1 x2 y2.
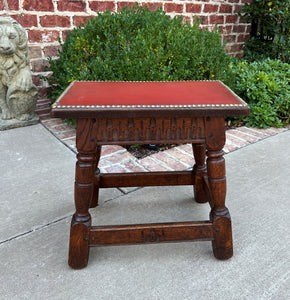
46 5 233 101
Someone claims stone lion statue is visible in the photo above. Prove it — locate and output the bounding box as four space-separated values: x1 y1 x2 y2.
0 17 38 121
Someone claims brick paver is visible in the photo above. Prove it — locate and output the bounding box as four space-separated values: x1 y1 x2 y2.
103 165 127 174
165 147 195 167
226 131 249 147
147 151 189 171
236 127 268 139
223 143 238 154
227 128 259 143
139 156 172 172
175 144 194 155
101 145 126 157
122 161 148 172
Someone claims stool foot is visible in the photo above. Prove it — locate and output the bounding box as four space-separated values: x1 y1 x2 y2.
211 209 233 260
68 215 91 269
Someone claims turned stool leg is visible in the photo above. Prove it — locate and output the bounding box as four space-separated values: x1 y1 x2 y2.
90 145 102 208
68 119 97 269
69 152 95 269
207 148 233 260
192 143 209 203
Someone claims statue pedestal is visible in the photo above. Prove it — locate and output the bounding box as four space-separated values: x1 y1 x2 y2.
0 114 39 131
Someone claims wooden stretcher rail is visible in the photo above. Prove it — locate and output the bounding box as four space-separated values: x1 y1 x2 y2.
97 171 195 188
89 221 214 246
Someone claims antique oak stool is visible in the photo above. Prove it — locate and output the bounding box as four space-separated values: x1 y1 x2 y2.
51 81 249 269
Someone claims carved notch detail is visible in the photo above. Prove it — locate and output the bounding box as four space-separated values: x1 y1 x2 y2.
97 117 205 143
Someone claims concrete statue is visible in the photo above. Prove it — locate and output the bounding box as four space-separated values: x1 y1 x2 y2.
0 16 38 130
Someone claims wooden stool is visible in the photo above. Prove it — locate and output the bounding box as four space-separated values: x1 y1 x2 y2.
51 81 249 269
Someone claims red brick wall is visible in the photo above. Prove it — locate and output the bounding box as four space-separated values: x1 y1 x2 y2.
1 0 252 101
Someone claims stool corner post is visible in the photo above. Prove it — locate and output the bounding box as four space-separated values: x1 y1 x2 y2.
68 215 91 269
69 118 98 269
205 117 233 260
210 208 233 260
206 147 233 259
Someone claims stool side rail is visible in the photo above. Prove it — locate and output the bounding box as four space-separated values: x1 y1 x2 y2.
98 170 196 188
89 221 214 247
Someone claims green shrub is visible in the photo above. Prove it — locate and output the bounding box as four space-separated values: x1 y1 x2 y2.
46 5 233 101
239 0 289 63
229 58 290 128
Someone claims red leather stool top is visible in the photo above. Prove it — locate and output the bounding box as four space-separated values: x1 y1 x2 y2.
51 81 249 118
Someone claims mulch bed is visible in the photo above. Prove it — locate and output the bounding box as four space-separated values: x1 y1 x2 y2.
124 143 180 159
